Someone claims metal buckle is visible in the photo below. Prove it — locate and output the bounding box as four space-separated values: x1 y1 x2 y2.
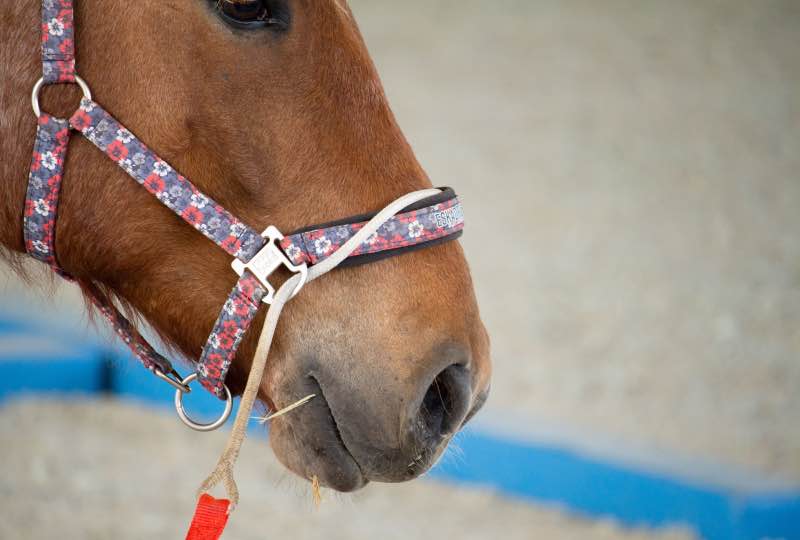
174 373 233 432
31 75 92 118
153 366 192 394
231 225 308 304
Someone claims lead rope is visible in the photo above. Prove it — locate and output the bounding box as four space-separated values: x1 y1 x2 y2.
186 189 440 538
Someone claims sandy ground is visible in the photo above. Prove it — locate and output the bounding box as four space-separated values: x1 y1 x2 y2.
0 398 694 540
0 0 798 504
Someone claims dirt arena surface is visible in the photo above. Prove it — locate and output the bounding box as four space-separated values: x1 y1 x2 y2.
0 398 694 540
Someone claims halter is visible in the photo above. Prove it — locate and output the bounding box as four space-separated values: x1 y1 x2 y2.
25 1 464 431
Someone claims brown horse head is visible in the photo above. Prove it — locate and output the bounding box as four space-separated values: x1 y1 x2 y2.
0 0 491 491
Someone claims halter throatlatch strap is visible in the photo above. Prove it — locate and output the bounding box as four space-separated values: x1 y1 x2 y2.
24 114 69 266
42 0 76 83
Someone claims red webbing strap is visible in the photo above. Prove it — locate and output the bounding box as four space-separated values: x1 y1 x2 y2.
185 494 231 540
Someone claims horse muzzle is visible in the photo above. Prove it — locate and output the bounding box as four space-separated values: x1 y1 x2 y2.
268 343 485 491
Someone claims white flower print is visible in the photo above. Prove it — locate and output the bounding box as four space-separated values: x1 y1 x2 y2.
408 220 424 238
156 192 172 205
32 240 49 254
190 193 209 209
209 334 220 349
115 129 134 143
284 243 302 262
47 18 64 36
314 236 332 255
119 158 135 175
153 161 171 177
230 222 246 237
41 151 57 170
365 232 379 245
223 299 236 316
95 119 111 137
34 199 50 216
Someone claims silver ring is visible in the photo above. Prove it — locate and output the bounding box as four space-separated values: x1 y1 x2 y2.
174 373 233 432
31 75 92 118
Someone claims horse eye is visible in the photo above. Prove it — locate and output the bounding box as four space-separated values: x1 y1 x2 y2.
215 0 288 30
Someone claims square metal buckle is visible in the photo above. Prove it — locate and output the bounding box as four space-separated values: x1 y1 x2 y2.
231 226 308 304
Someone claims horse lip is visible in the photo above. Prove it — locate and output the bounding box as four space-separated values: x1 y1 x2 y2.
306 374 367 487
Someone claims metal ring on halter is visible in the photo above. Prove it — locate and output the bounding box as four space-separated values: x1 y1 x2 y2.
174 373 233 432
31 75 92 118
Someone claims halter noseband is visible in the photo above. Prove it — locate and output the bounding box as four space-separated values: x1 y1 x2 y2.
25 0 464 430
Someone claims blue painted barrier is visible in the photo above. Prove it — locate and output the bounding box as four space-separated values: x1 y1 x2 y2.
430 430 800 540
0 314 798 539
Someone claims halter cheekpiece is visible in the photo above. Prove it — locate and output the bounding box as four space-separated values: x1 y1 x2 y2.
24 0 465 430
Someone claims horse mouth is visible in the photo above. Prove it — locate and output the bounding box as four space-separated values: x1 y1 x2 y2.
267 360 487 492
307 375 368 488
268 375 368 492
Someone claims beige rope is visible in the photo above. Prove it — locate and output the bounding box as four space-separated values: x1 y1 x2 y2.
197 188 441 508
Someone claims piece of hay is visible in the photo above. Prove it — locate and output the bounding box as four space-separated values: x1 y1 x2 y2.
311 475 322 509
253 394 316 424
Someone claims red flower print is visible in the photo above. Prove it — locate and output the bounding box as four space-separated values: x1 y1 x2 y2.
205 365 222 379
182 206 203 226
239 278 255 298
221 320 238 334
31 152 42 172
55 128 69 147
221 236 241 255
217 333 234 350
106 140 128 162
143 173 165 195
234 302 251 317
70 110 91 131
59 39 73 55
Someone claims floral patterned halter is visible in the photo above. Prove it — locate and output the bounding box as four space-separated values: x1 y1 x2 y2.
25 0 465 423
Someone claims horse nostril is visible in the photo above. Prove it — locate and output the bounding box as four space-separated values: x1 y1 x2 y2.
418 364 472 441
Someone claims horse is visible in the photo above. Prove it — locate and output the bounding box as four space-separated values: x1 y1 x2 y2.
0 0 491 493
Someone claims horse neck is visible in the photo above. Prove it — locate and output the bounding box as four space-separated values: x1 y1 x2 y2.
0 1 42 255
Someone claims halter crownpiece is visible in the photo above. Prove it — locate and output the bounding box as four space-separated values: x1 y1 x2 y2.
25 0 466 427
